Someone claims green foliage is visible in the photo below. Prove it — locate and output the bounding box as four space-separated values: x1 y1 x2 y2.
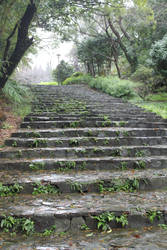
130 65 153 83
42 225 57 236
62 74 91 85
52 60 74 84
1 215 34 235
159 224 167 230
149 34 167 77
0 183 23 197
36 82 58 85
146 210 162 223
2 79 32 117
89 76 139 100
32 182 59 195
138 102 167 119
99 178 140 193
29 162 45 170
93 212 128 231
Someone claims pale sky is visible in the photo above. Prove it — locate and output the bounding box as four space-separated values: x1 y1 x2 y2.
30 30 73 70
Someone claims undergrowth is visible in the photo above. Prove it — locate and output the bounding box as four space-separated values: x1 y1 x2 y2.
2 79 32 118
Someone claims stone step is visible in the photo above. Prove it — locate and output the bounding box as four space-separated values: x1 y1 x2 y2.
0 156 167 171
2 145 167 160
1 227 167 249
1 169 167 194
20 120 167 129
0 191 166 232
11 127 167 138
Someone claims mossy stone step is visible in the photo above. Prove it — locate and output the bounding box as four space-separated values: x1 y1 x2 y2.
1 156 167 171
0 191 167 232
1 169 167 194
1 145 167 159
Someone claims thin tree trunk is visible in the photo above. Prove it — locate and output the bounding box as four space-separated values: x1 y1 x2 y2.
108 17 138 73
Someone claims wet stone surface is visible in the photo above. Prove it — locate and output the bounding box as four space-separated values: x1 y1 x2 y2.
1 228 167 249
1 84 167 245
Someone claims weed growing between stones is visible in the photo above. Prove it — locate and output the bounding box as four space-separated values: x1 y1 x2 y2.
135 160 146 169
12 141 17 147
146 210 162 223
93 212 128 232
29 162 45 170
120 162 128 170
0 215 34 235
69 121 80 128
159 224 167 230
0 183 23 197
31 139 47 148
32 182 59 195
70 181 83 193
135 150 145 157
80 224 90 231
58 161 86 171
122 131 130 137
31 132 41 138
99 178 140 193
69 139 79 146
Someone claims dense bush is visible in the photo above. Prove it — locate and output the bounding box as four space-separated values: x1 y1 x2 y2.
149 35 167 77
89 76 139 99
130 65 153 84
62 74 91 85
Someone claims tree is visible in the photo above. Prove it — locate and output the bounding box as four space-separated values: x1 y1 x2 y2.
0 0 103 89
0 0 38 89
149 35 167 77
52 60 74 84
77 35 117 76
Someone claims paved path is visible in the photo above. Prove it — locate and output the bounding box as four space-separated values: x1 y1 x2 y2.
1 84 167 249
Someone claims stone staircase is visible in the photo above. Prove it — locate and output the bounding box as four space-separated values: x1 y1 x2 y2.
1 84 167 249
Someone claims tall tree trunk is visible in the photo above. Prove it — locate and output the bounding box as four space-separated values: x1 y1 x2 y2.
108 18 138 73
0 1 37 89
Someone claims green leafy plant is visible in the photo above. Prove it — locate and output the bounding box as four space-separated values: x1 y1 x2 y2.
146 210 162 223
0 183 23 197
135 160 146 169
42 225 57 236
29 162 45 170
159 224 167 230
93 212 115 231
99 178 140 193
80 224 90 231
0 215 34 235
70 182 83 193
32 182 59 195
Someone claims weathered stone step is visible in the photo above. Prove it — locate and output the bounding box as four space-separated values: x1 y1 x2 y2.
2 145 167 160
5 136 167 148
20 120 167 129
28 110 160 118
0 156 167 171
1 227 167 249
24 115 163 123
11 127 167 138
1 168 167 194
0 191 167 232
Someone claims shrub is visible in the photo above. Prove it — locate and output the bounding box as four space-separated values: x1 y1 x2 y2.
130 65 153 84
89 76 139 99
72 72 84 77
149 35 167 77
62 74 91 85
